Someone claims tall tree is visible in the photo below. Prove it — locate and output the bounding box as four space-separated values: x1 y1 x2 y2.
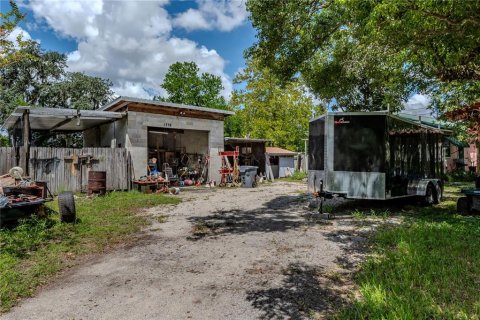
156 61 227 110
155 61 239 136
0 41 114 123
231 58 323 151
246 0 480 112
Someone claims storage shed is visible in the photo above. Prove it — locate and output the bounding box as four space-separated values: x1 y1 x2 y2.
224 137 269 175
265 147 297 178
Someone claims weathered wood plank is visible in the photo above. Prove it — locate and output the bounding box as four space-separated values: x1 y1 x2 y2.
0 147 16 174
27 147 131 194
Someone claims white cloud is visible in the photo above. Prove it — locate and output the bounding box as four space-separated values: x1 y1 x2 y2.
29 0 104 39
112 81 152 99
6 26 32 44
403 94 433 116
173 0 247 32
27 0 234 101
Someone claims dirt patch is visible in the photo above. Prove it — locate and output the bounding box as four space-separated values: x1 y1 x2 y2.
2 182 394 320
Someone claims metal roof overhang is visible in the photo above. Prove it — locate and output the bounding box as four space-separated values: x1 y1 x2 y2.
224 137 270 143
2 107 126 132
101 96 235 116
310 111 452 135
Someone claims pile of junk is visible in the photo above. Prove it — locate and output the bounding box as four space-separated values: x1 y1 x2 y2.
133 154 212 194
0 167 53 226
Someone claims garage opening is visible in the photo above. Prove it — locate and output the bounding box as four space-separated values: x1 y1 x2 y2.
147 127 209 184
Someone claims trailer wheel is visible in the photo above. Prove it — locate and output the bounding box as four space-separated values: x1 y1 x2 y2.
423 184 435 206
457 197 470 215
433 183 443 204
58 191 76 223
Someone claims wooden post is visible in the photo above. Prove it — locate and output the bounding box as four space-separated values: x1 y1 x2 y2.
22 110 30 175
476 140 480 176
265 153 274 182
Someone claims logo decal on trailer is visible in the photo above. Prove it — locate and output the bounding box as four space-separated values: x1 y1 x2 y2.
334 117 350 124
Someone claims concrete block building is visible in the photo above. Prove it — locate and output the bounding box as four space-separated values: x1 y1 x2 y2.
83 96 233 182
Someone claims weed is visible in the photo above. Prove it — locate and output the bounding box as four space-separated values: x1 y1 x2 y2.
325 270 343 283
323 204 334 214
191 222 210 235
352 209 366 220
280 171 308 182
156 215 168 223
351 208 391 220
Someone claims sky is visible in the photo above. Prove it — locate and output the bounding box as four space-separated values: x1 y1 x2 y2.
2 0 256 100
2 0 430 112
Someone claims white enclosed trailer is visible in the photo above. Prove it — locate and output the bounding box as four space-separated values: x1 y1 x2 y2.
308 112 450 204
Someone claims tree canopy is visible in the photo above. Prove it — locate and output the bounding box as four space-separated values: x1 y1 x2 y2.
155 61 241 136
0 0 31 68
0 41 114 124
0 5 114 147
231 58 323 151
155 61 227 110
246 0 480 112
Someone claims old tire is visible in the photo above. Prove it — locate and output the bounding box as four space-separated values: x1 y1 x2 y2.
457 197 470 215
58 191 76 223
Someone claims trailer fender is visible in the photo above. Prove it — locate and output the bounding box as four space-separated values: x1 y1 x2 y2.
407 179 442 200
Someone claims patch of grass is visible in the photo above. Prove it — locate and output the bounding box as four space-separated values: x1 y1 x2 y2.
325 270 343 283
280 171 308 182
351 208 391 220
0 191 179 312
191 222 210 235
156 215 168 223
338 186 480 319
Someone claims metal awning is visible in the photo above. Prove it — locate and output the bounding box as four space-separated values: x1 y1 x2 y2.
2 107 127 131
446 136 470 148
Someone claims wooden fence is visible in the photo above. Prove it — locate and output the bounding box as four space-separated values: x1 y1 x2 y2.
0 147 132 194
0 147 17 175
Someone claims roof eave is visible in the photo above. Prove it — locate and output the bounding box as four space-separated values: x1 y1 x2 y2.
100 96 235 116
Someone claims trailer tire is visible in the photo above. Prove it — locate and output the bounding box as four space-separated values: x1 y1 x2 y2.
423 184 435 206
457 197 470 215
58 191 76 223
433 183 443 204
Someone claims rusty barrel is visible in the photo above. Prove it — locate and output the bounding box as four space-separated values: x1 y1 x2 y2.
88 171 106 196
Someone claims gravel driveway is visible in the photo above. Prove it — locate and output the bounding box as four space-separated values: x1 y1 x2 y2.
2 182 373 320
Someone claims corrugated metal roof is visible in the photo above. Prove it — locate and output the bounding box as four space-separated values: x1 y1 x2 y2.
446 136 470 148
100 96 234 116
1 106 126 131
266 147 297 156
225 137 270 143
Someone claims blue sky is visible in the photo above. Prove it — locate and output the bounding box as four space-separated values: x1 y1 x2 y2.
3 0 256 99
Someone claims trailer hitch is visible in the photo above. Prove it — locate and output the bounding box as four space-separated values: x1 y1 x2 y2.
312 179 335 219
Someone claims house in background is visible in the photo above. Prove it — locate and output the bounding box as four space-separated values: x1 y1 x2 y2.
266 147 297 178
445 137 478 173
